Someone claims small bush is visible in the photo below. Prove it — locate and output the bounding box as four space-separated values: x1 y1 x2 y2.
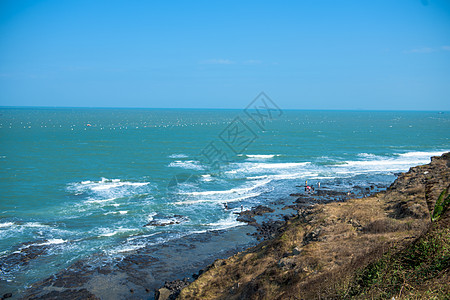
432 189 450 222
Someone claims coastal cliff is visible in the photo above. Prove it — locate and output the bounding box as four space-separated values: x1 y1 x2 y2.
178 153 450 299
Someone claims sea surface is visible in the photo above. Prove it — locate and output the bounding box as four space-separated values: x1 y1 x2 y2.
0 107 449 295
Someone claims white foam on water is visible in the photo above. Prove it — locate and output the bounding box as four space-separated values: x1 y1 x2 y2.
206 213 242 230
340 150 448 173
357 153 380 159
19 239 67 250
173 192 262 205
228 162 310 174
246 154 278 158
100 232 116 237
0 222 14 228
397 151 447 158
246 175 269 180
68 178 151 194
225 162 311 179
269 172 318 180
126 232 161 242
107 243 147 255
169 154 188 158
66 178 153 216
168 160 204 170
242 154 280 161
40 238 67 246
146 212 157 222
103 210 129 215
91 181 148 191
179 178 271 196
98 227 137 237
85 198 117 204
201 174 213 181
309 176 338 180
23 222 50 228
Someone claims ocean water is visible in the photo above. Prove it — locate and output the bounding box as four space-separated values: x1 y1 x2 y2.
0 107 449 294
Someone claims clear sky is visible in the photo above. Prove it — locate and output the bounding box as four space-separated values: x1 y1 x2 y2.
0 0 449 110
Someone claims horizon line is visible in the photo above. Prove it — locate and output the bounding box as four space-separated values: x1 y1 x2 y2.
0 105 449 113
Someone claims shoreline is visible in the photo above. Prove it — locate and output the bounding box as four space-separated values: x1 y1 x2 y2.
14 176 389 299
154 182 388 299
178 153 450 299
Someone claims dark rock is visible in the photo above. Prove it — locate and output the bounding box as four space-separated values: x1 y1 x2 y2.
3 293 12 299
252 220 285 240
238 205 274 217
303 228 321 245
193 268 204 279
0 241 50 273
236 205 275 224
315 189 348 197
294 195 311 203
236 215 256 223
52 271 92 288
292 246 302 255
155 278 191 300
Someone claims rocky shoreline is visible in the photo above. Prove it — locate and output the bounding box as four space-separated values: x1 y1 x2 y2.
178 153 450 299
2 179 383 300
153 183 387 299
4 158 430 299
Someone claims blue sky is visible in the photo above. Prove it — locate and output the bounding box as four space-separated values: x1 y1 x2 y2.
0 0 449 110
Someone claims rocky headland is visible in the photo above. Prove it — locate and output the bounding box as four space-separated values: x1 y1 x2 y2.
178 153 450 299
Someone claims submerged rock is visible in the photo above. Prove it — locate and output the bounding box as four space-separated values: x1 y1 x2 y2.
0 241 51 273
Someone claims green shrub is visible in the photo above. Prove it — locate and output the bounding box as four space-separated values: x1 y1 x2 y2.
432 189 450 222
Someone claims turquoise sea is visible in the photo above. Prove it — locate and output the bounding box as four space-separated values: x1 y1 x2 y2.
0 107 449 295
